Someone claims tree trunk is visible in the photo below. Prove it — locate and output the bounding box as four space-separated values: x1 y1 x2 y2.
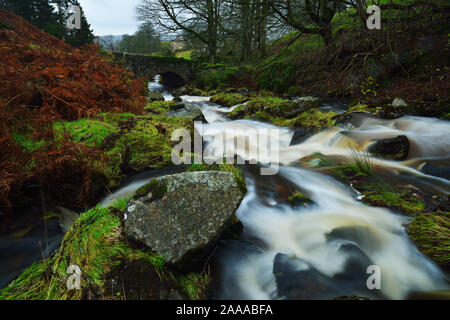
206 0 217 64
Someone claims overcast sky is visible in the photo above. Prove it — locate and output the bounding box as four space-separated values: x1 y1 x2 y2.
78 0 141 36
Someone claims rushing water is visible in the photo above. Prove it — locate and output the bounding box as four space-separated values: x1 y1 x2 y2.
176 93 450 300
148 75 174 101
99 81 450 299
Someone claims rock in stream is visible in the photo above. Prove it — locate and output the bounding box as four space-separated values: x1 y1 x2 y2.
124 171 246 271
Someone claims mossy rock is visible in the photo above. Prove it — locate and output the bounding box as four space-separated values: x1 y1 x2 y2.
330 162 426 217
53 113 194 192
210 93 248 108
227 95 337 132
133 179 168 201
144 101 176 115
186 162 247 195
288 192 314 207
148 91 165 102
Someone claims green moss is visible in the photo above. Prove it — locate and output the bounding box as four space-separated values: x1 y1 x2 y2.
0 201 136 300
288 192 313 207
300 153 335 168
347 104 375 114
330 157 425 216
133 179 167 201
109 115 193 172
144 101 175 114
287 108 337 129
409 212 450 268
228 96 289 120
363 189 425 216
12 132 44 152
179 273 211 300
52 112 194 192
187 163 247 194
189 88 209 96
53 119 117 148
210 93 248 108
0 197 209 300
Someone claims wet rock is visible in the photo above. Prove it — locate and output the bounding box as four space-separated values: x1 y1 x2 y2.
287 192 314 208
104 259 184 300
290 127 318 145
333 112 372 128
422 163 450 181
407 290 450 300
172 86 190 97
377 105 407 119
273 247 378 300
148 90 165 102
392 98 407 108
368 135 410 161
124 172 246 271
169 102 185 111
167 107 205 122
282 97 320 118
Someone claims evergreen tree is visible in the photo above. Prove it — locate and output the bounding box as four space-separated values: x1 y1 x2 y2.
0 0 94 47
0 0 61 37
53 0 94 47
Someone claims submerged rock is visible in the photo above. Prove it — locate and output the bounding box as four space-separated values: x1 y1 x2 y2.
290 127 318 145
124 171 246 270
422 163 450 181
368 135 410 161
273 244 379 300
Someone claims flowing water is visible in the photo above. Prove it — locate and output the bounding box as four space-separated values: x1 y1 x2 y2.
148 75 174 101
177 93 450 300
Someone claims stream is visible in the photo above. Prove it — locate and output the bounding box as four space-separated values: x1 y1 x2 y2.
1 76 449 300
186 94 450 300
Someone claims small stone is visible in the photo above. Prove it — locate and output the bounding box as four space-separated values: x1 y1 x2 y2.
392 98 407 108
368 135 410 161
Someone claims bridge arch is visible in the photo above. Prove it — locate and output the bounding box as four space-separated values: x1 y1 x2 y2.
112 52 196 88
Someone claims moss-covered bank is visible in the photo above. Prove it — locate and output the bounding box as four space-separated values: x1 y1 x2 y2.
52 107 194 193
0 198 211 300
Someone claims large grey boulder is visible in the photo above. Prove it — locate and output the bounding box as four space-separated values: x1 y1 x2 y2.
124 171 246 270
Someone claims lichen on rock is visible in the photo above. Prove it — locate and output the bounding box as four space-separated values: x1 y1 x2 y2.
124 171 246 270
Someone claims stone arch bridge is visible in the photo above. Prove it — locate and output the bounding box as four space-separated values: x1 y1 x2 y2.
112 52 196 87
